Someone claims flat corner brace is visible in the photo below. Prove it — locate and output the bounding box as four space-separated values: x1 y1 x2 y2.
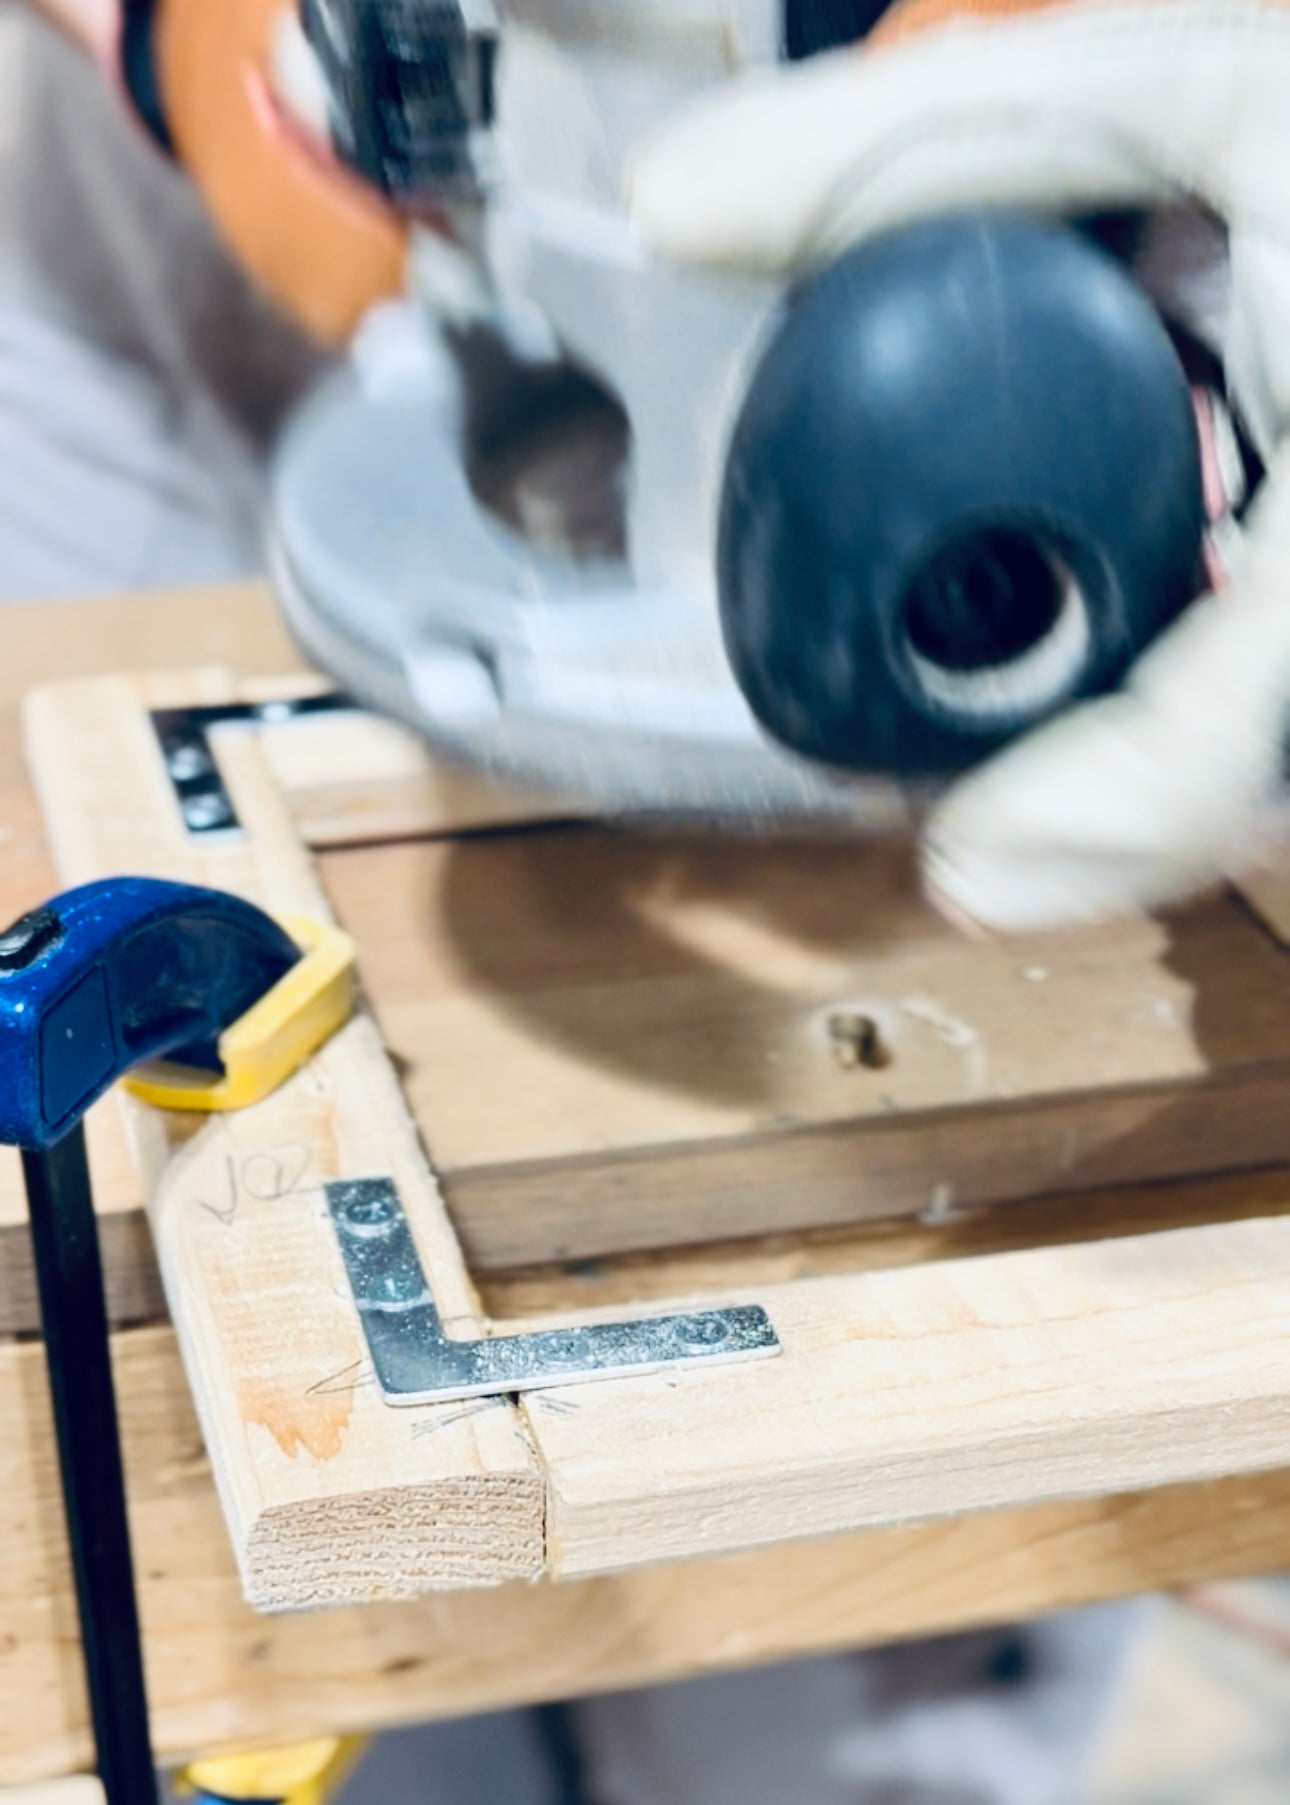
327 1179 780 1406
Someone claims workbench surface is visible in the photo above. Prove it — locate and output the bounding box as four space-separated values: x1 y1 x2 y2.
7 583 1290 1787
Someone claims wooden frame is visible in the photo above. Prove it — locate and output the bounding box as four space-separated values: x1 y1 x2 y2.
19 669 1290 1616
14 683 1290 1321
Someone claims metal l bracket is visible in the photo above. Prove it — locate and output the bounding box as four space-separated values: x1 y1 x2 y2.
151 693 352 836
327 1178 780 1405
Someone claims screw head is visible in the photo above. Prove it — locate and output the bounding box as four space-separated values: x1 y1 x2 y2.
340 1188 398 1236
374 1266 426 1306
671 1315 729 1353
167 743 213 781
182 792 233 831
540 1331 586 1366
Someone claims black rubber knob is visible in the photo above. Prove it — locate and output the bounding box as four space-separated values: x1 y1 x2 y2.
718 213 1206 777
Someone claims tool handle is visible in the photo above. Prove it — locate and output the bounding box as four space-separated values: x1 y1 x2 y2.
0 878 299 1149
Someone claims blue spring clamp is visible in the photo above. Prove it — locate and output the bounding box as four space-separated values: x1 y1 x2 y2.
0 877 352 1805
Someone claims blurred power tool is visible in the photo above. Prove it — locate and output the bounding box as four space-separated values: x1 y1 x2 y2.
264 0 1236 809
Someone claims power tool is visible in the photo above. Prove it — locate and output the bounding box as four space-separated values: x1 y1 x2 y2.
266 0 1228 809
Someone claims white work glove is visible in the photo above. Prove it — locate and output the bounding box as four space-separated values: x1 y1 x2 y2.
632 0 1290 932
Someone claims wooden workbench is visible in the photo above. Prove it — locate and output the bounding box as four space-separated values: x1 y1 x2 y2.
9 583 1290 1787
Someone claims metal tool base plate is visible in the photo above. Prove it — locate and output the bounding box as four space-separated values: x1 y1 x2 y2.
328 1178 779 1405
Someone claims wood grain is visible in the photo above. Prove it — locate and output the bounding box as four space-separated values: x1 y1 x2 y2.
9 658 1290 1309
24 664 1290 1613
479 1164 1290 1318
323 829 1290 1266
23 672 545 1604
10 588 1290 1778
9 1150 1290 1344
0 659 577 1330
13 647 1286 1276
9 1319 1290 1788
525 1213 1290 1577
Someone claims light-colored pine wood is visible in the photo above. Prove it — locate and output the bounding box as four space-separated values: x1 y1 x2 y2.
1 1783 103 1803
524 1212 1290 1576
133 1015 543 1607
0 674 574 1332
7 1142 1290 1344
253 697 582 847
24 664 1290 1610
23 673 544 1605
9 1319 1290 1789
13 588 1290 1781
10 664 1290 1308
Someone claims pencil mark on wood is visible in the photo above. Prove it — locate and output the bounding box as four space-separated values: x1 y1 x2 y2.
196 1155 240 1227
241 1143 312 1202
306 1358 376 1396
410 1401 502 1440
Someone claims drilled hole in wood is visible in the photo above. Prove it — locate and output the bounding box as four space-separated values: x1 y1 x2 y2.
828 1011 893 1071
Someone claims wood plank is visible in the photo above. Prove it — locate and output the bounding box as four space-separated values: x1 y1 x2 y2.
137 1015 543 1608
254 699 581 848
10 664 1290 1307
16 586 1290 1774
526 1213 1290 1578
10 1320 1290 1788
8 1148 1290 1345
0 588 297 756
24 666 1290 1613
0 586 570 851
0 661 576 1328
479 1164 1290 1318
22 673 545 1604
2 1784 103 1803
323 829 1290 1266
445 1067 1290 1267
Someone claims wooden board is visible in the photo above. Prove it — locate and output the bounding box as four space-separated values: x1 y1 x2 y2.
24 672 545 1606
11 589 1290 1785
250 687 583 847
527 1212 1290 1575
9 673 1290 1330
3 1784 103 1803
0 678 580 1339
21 665 1290 1613
10 1317 1290 1787
324 827 1290 1267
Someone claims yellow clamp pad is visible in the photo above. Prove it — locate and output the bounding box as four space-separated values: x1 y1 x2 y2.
179 1735 365 1804
124 915 356 1113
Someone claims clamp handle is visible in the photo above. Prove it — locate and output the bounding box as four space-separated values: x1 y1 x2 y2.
0 877 301 1150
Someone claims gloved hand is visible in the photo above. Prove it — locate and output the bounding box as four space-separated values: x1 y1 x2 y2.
632 0 1290 933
